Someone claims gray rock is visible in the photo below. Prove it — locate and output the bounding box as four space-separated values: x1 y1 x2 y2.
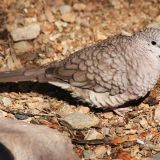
0 118 79 160
152 153 160 160
63 112 100 129
11 23 40 41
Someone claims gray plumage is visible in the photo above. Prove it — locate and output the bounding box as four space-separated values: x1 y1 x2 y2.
0 27 160 109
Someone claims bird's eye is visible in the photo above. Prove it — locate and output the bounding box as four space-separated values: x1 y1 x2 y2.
151 41 157 45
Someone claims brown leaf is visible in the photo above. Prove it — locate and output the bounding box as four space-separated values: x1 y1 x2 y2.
111 135 138 145
39 119 62 131
116 151 136 160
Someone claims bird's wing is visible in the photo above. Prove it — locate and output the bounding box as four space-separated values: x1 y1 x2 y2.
45 40 129 96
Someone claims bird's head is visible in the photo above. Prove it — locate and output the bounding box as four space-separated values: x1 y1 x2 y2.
134 27 160 58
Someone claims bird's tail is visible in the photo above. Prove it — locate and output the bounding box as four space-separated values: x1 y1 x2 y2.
0 67 48 83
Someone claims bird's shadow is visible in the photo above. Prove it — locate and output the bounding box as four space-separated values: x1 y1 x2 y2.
0 82 151 113
0 82 81 105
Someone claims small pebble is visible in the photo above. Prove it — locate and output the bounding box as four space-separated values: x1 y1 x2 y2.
2 97 12 107
61 13 76 23
49 33 61 41
76 106 90 114
15 113 29 120
55 20 68 32
83 150 96 159
101 127 110 136
94 146 107 158
11 23 40 41
59 5 72 15
96 31 106 40
73 3 86 11
41 22 54 34
103 112 114 119
13 41 33 55
139 117 148 128
0 110 7 118
85 129 104 140
57 105 76 117
63 112 100 129
154 105 160 123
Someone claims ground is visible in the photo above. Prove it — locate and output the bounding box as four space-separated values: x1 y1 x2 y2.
0 0 160 159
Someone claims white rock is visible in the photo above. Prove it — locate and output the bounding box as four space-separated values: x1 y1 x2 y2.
11 23 40 41
2 97 12 107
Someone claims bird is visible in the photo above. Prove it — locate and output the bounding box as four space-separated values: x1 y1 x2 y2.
0 27 160 111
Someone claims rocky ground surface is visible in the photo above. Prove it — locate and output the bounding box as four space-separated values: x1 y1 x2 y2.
1 0 160 159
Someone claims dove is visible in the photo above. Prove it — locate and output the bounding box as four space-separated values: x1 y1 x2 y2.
0 27 160 110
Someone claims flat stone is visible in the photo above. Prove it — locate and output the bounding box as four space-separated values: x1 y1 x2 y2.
63 112 100 129
11 23 40 41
